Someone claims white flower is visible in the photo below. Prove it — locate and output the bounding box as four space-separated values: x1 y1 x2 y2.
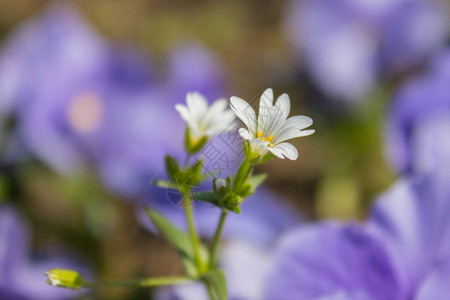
230 88 314 160
175 92 236 138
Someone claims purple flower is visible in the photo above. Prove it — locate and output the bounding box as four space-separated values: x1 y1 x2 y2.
385 50 450 175
284 0 448 101
263 167 450 299
0 205 89 300
0 3 229 200
0 2 117 172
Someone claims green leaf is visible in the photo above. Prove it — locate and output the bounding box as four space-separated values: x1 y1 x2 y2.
154 180 179 190
191 191 219 205
165 155 180 179
259 153 275 164
247 173 267 191
233 160 251 191
146 210 208 278
237 183 252 197
202 270 227 300
191 191 241 214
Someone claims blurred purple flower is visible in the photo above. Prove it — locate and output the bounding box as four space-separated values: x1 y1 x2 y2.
0 205 89 300
263 167 450 299
284 0 448 102
0 3 230 199
385 50 450 175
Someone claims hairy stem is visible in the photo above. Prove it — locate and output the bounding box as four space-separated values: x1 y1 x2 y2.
208 210 228 270
205 280 216 300
183 191 205 273
84 276 191 288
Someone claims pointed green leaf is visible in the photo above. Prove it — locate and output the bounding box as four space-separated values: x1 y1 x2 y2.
146 210 208 278
165 155 180 179
259 153 275 164
154 180 179 190
233 160 251 191
237 183 252 197
191 191 219 205
247 173 267 191
202 270 227 300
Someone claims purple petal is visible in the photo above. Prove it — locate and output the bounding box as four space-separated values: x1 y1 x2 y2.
367 167 450 297
385 51 450 174
263 222 400 300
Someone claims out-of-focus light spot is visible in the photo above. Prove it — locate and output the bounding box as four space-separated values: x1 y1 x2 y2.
67 92 103 133
316 175 361 220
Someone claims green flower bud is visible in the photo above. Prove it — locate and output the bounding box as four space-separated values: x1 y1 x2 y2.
45 269 85 290
224 194 243 209
185 127 208 154
213 178 228 200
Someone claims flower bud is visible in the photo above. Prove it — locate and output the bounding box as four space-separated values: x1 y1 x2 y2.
224 194 243 209
185 127 208 154
45 269 85 290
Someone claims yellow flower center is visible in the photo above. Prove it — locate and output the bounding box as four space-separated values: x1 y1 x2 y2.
257 131 274 147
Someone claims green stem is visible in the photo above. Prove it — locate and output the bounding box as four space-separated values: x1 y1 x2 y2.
208 210 228 269
205 281 216 300
84 276 191 288
183 191 205 272
184 154 191 167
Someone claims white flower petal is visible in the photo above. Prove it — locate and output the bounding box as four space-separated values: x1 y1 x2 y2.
275 129 315 145
175 104 191 123
258 88 274 134
230 96 257 135
269 142 299 160
201 98 229 130
207 114 236 135
221 110 237 128
275 93 290 121
187 92 208 121
284 115 314 130
239 128 253 140
208 98 228 115
272 115 314 144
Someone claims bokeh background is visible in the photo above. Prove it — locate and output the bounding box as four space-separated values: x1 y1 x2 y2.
1 0 449 299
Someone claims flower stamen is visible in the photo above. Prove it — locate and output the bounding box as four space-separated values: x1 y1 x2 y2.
257 131 263 138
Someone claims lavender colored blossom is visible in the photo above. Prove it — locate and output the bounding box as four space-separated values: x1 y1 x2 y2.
385 50 450 175
0 3 229 199
284 0 448 101
264 167 450 299
0 3 114 172
0 205 88 300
